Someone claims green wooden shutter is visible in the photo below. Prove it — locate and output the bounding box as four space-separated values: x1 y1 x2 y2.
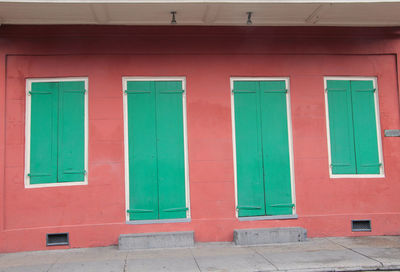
350 80 380 174
233 81 265 217
260 81 293 215
29 82 58 184
58 81 86 182
126 81 159 220
155 81 187 220
326 80 357 174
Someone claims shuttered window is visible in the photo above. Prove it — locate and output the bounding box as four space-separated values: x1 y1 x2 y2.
325 78 382 176
26 79 87 185
125 80 188 221
233 79 294 217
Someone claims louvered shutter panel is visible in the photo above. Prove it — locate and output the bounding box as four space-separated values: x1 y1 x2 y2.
156 81 187 220
260 81 293 216
233 81 266 217
57 81 86 182
326 80 357 174
350 80 381 174
29 82 58 184
126 81 159 220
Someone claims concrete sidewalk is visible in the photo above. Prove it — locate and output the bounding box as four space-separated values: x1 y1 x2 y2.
0 236 399 272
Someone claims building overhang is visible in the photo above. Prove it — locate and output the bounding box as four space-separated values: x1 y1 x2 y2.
0 0 400 26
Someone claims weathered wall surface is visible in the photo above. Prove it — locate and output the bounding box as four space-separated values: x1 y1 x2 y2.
1 26 400 252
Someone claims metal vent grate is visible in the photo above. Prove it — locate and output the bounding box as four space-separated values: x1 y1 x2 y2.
46 233 69 246
351 220 371 232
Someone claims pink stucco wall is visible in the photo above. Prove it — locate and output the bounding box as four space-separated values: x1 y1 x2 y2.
1 26 400 253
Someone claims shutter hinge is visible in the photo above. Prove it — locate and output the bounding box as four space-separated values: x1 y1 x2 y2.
125 90 151 94
263 89 288 93
268 203 295 208
161 207 188 212
330 163 351 168
127 209 154 214
325 88 347 93
27 173 51 177
28 91 52 95
355 89 376 93
159 89 185 94
360 163 382 167
63 170 87 175
232 89 256 93
236 205 262 210
64 90 86 94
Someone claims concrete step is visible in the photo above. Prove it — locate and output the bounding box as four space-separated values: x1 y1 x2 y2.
118 231 194 250
234 227 307 245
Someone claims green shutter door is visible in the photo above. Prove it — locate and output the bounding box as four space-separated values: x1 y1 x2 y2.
126 81 159 220
326 80 357 174
155 81 187 219
350 80 380 174
233 81 266 217
260 81 293 215
58 81 86 182
29 82 58 184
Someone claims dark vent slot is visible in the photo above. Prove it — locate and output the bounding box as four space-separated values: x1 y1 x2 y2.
46 233 69 246
352 220 371 232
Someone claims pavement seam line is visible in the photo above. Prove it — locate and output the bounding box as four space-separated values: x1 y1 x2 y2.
189 248 202 272
123 252 128 272
324 237 384 268
250 246 280 271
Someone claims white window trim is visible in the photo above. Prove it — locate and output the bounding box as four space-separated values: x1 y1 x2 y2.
230 77 296 219
24 77 89 188
324 76 385 178
122 76 191 223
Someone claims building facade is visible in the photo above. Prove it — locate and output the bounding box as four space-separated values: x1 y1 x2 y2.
1 1 400 253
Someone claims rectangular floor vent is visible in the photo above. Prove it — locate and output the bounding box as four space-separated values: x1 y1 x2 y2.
46 233 69 246
351 220 371 232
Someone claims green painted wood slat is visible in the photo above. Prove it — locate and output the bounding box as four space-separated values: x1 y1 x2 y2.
127 81 159 220
234 80 293 217
29 82 59 184
156 81 187 220
326 80 357 174
327 79 381 175
126 80 187 221
58 81 86 182
350 80 380 174
260 81 293 216
234 81 266 217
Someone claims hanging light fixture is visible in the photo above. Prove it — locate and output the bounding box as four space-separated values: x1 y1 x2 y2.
247 12 253 25
171 11 177 24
